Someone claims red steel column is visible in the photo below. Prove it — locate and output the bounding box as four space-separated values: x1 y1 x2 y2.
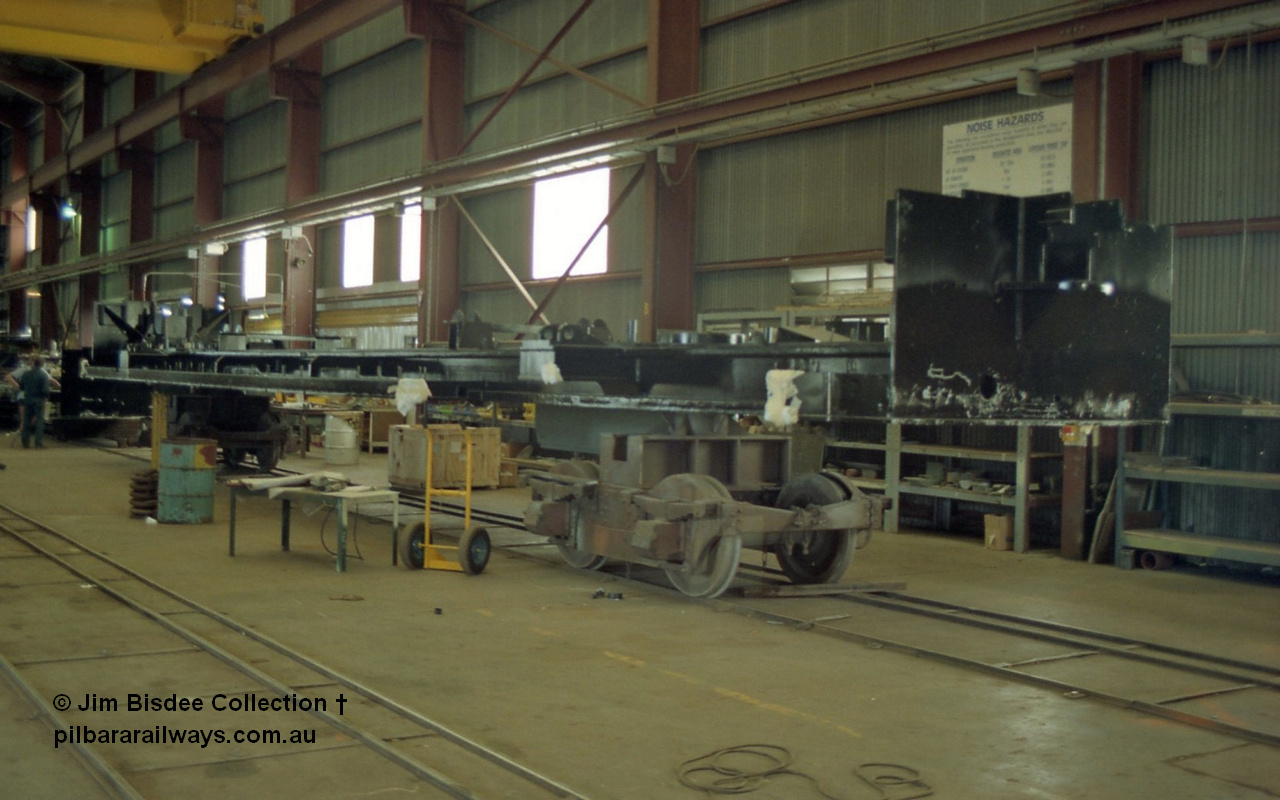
1071 61 1102 203
643 0 700 339
180 98 226 308
1103 53 1143 221
1061 60 1104 556
408 0 463 344
126 71 157 300
75 67 105 348
274 0 322 339
39 104 63 350
5 125 28 334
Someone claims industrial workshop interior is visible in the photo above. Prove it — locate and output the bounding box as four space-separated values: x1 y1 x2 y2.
1 0 1279 798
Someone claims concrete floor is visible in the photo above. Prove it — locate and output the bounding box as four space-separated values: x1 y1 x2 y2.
2 440 1279 799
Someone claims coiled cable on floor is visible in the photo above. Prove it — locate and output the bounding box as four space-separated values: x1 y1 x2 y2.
676 744 932 799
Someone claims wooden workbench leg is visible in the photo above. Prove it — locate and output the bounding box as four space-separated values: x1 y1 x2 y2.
337 504 348 573
281 500 291 552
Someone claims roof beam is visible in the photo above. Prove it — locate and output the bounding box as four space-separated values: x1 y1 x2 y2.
0 0 400 208
0 62 69 105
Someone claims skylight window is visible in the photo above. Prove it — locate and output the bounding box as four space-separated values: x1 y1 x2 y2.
243 237 267 300
343 214 375 288
531 168 609 280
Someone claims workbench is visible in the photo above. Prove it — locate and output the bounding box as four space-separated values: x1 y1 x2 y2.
228 485 400 572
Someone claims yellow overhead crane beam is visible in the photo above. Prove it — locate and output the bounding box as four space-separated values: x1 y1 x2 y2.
0 0 263 74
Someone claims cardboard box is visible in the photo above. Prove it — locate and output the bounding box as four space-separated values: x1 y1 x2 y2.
388 424 501 489
984 514 1013 550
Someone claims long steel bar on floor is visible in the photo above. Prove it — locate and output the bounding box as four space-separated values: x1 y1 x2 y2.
0 503 590 800
0 650 144 800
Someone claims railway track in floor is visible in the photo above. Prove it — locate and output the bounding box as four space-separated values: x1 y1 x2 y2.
98 447 1280 753
0 500 588 800
408 493 1280 752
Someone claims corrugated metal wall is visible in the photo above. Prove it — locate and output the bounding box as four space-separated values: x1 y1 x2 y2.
695 87 1072 311
321 15 423 194
463 0 647 153
701 0 1067 91
224 82 286 218
1145 39 1280 546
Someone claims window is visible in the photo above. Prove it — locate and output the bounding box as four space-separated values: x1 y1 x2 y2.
400 203 422 282
25 205 37 253
343 214 375 288
243 237 267 300
531 167 609 280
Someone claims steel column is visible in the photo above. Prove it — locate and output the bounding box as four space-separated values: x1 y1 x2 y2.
408 0 464 343
1103 53 1143 220
126 71 156 301
4 125 28 334
75 65 104 348
276 0 323 340
1060 426 1089 559
38 104 63 350
180 98 226 308
643 0 700 337
1071 60 1102 202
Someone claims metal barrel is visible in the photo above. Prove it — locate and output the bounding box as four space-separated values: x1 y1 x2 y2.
157 438 218 524
323 415 359 465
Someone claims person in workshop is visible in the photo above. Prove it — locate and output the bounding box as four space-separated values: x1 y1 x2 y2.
12 356 59 449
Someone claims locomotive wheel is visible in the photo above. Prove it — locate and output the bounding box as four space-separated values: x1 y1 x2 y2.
550 459 607 570
458 526 491 575
556 545 607 570
771 471 857 585
650 474 741 599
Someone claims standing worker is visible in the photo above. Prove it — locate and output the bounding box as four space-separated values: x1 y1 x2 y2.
15 356 59 448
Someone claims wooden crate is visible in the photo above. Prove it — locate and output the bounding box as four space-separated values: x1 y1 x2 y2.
364 407 404 452
388 424 501 489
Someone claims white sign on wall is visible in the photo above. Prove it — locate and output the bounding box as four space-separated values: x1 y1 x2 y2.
942 104 1072 197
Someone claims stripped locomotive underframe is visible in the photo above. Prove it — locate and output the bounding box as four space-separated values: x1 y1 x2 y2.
61 190 1172 596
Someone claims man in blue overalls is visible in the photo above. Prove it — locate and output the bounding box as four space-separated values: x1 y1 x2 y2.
16 356 60 449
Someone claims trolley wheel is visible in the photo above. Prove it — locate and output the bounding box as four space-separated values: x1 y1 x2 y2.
399 521 426 570
458 526 491 575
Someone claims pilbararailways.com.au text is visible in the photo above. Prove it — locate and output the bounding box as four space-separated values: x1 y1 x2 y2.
52 692 345 749
56 725 318 749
